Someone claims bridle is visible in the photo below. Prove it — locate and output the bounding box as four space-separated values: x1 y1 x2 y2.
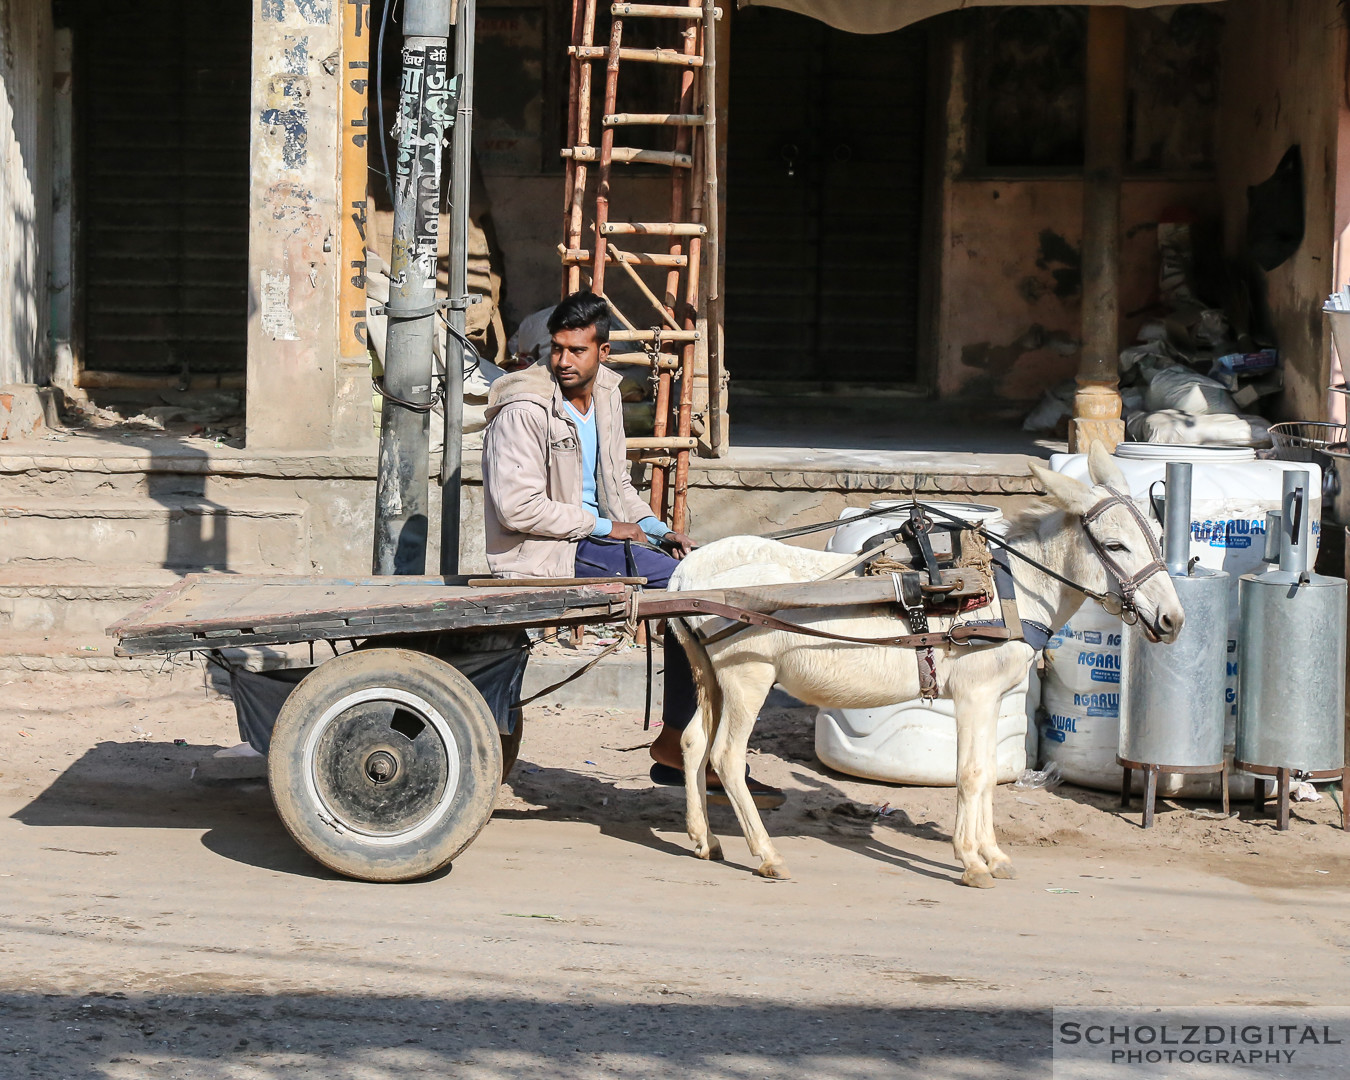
1077 486 1168 625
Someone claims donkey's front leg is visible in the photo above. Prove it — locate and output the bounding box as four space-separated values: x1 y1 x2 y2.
952 686 1005 888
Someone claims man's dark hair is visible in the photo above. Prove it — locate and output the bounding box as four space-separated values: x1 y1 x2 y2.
547 290 611 345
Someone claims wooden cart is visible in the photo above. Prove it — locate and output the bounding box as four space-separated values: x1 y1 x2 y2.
108 572 949 882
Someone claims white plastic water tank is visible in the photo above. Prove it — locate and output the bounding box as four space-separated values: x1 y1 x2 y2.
1042 445 1321 792
814 501 1035 785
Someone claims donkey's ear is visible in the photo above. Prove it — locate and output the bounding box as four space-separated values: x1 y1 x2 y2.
1085 441 1127 490
1028 461 1097 516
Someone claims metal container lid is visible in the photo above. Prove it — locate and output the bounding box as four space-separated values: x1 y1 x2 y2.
1243 569 1343 588
1113 444 1257 463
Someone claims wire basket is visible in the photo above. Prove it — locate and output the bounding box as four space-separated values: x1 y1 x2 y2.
1268 421 1346 462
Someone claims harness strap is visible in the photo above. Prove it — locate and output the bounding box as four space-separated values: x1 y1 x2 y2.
639 594 1015 649
959 550 1054 652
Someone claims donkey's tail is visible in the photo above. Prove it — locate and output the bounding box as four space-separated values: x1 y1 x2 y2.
668 619 721 759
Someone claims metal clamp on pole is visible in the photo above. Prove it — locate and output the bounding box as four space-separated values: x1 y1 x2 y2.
373 295 483 320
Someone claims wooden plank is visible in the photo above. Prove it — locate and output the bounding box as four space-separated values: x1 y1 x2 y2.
114 597 631 656
625 436 699 449
610 328 699 342
604 113 705 126
109 576 630 646
467 577 647 587
611 4 722 19
569 45 704 66
561 146 693 167
562 247 688 268
600 221 707 236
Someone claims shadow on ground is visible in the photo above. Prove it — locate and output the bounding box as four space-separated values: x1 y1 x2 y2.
7 739 339 879
0 993 1050 1079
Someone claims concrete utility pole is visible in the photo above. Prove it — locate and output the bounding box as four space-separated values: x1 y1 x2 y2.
373 0 456 575
1069 5 1127 454
439 0 476 576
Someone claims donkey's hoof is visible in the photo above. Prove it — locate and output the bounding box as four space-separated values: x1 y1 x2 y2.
990 861 1017 880
755 861 792 880
694 842 724 861
961 869 996 889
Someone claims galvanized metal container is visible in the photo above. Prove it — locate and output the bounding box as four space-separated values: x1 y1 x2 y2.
1236 471 1348 773
1120 568 1228 768
1236 572 1347 772
1119 461 1228 769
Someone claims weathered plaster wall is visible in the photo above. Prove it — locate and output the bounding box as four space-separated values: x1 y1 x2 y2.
482 174 671 334
0 0 54 387
1216 0 1345 422
932 18 1221 404
245 0 345 450
937 178 1219 401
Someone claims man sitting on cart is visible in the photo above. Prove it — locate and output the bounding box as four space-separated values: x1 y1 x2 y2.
481 290 784 807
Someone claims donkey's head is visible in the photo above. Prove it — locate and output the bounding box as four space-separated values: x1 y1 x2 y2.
1028 444 1184 644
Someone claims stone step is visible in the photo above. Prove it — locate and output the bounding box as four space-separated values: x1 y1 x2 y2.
0 496 309 574
0 633 663 711
0 567 185 637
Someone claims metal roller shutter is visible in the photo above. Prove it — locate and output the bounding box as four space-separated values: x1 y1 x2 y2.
77 1 252 376
725 6 927 386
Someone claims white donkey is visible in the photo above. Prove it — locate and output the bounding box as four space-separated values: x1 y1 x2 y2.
668 444 1184 888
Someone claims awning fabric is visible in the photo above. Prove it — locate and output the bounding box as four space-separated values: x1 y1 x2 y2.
738 0 1222 36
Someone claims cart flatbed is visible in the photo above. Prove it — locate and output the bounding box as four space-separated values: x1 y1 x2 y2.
108 575 631 656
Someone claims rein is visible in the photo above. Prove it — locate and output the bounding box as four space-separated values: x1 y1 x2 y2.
756 490 1165 622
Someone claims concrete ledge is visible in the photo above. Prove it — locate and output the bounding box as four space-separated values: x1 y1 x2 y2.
0 432 385 480
687 445 1044 495
0 433 1045 496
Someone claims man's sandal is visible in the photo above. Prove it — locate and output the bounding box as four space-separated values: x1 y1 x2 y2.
649 762 787 811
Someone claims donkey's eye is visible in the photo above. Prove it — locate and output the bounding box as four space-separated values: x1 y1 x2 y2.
1104 541 1128 553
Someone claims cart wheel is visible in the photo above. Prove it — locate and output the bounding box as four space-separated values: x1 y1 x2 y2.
500 713 523 781
268 648 502 882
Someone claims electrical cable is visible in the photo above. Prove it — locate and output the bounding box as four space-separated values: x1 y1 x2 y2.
374 0 399 203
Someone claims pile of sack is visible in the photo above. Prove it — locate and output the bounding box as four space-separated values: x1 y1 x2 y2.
1025 219 1279 447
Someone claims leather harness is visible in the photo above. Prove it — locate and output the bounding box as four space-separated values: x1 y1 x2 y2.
665 489 1166 699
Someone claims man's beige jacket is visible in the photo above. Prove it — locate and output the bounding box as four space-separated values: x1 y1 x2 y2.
482 361 652 578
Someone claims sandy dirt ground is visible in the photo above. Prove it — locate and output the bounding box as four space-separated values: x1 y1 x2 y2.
1 664 1349 1078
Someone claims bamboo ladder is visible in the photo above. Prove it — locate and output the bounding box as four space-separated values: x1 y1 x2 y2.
561 0 720 532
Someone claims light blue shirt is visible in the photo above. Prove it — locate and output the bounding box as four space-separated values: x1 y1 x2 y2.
562 399 670 541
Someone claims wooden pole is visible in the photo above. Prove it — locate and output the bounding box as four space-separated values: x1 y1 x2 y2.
1069 5 1127 454
565 0 601 295
650 3 700 521
704 0 728 455
562 0 585 295
590 16 626 297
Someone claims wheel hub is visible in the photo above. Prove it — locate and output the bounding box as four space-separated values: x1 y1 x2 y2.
309 697 454 837
364 749 399 784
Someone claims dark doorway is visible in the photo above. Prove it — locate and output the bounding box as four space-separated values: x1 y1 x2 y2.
724 8 929 389
72 1 252 378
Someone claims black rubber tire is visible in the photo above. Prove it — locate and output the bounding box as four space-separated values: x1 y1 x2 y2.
500 713 523 781
268 648 502 882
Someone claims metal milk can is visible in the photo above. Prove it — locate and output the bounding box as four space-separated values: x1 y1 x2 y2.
1236 471 1347 775
1120 462 1229 772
